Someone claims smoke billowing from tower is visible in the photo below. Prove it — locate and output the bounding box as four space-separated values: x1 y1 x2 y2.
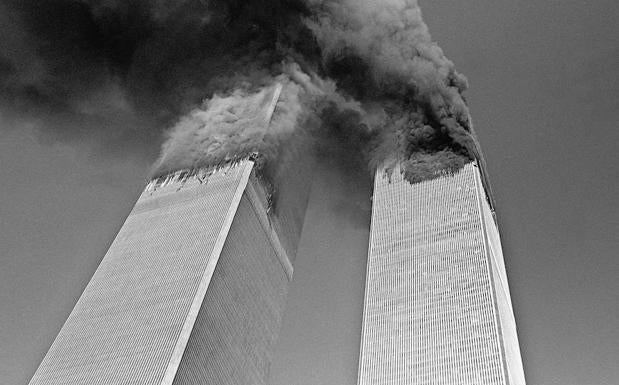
0 0 478 183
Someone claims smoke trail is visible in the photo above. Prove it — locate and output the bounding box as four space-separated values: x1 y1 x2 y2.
152 62 375 175
0 0 480 183
304 0 477 175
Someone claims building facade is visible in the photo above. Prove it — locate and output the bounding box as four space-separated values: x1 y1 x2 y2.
357 162 526 385
28 160 309 385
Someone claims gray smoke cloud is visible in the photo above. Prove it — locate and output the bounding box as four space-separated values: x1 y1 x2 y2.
0 0 480 183
304 0 478 176
152 62 372 177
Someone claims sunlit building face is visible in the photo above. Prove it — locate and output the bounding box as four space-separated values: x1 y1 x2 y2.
357 163 526 385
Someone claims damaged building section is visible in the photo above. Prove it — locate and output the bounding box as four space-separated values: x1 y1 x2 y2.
29 157 312 385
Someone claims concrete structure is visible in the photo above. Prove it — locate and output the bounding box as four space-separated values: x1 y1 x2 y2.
358 162 526 385
28 159 309 385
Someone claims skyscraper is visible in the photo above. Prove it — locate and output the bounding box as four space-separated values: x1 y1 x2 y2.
28 159 310 385
357 162 526 384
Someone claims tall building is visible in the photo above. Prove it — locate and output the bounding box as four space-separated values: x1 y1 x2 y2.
357 162 526 385
28 158 310 385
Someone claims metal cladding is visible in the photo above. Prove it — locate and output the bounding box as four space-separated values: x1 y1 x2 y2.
358 163 526 385
29 160 308 385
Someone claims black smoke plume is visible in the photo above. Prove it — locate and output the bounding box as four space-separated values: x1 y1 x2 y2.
0 0 480 183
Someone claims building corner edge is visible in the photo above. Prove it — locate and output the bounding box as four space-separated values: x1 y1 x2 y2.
159 161 255 385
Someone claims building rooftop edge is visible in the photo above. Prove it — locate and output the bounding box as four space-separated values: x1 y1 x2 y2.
145 157 259 192
377 156 497 214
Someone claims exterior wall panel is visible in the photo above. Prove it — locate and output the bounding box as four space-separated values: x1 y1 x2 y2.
29 164 252 385
28 160 303 385
479 187 526 385
172 194 289 385
358 163 525 385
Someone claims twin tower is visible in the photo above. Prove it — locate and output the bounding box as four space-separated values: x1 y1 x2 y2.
28 91 526 385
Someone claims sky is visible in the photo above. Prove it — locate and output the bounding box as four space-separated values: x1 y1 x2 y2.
1 1 619 385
